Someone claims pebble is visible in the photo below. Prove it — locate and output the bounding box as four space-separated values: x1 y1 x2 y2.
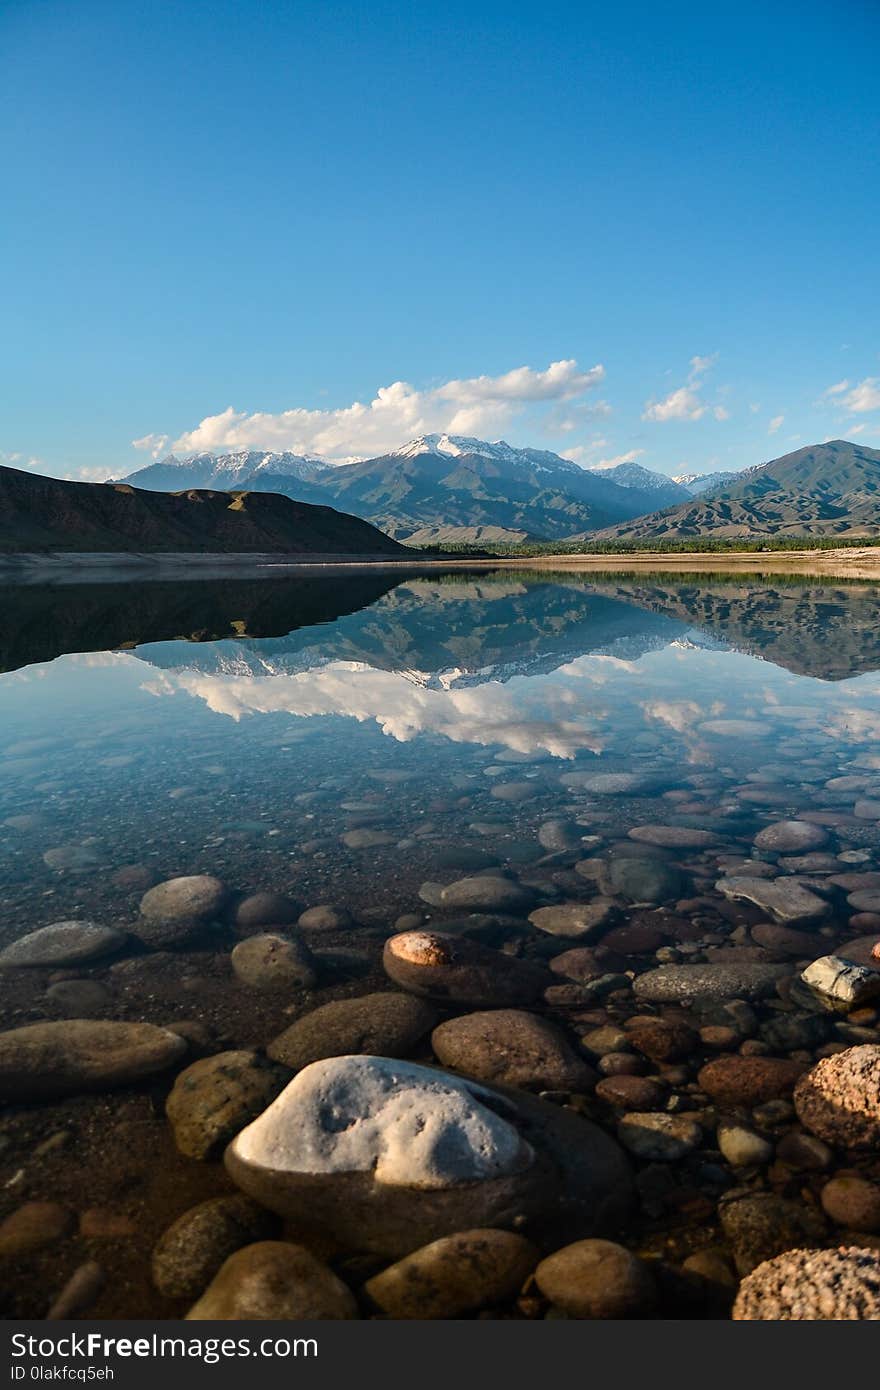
230 933 317 991
234 892 301 931
226 1055 632 1257
45 979 110 1015
534 1239 656 1318
820 1176 880 1232
801 955 880 1011
383 931 549 1008
628 1019 699 1063
365 1229 538 1319
697 1056 807 1106
342 829 395 849
152 1196 280 1299
528 900 616 939
166 1051 291 1160
617 1112 703 1161
538 820 585 852
774 1131 832 1170
717 1124 774 1167
794 1045 880 1150
633 962 789 1005
491 781 536 803
719 1192 827 1274
595 1076 666 1110
440 876 537 915
628 826 715 849
0 1201 74 1256
431 1009 596 1093
0 921 127 969
602 857 683 904
298 904 354 932
267 993 438 1069
46 1262 105 1320
733 1246 880 1319
186 1241 359 1319
716 876 831 925
0 1019 187 1101
137 875 228 946
753 821 829 853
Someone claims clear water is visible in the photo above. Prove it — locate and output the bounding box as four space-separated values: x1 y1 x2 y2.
2 567 880 1317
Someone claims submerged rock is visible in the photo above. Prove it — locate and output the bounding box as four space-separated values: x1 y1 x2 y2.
800 955 880 1012
383 931 549 1008
267 993 438 1069
185 1242 358 1320
225 1055 633 1257
152 1196 280 1299
733 1246 880 1319
633 962 789 1004
137 875 228 946
166 1051 291 1160
793 1044 880 1150
534 1239 656 1319
0 921 127 969
230 933 317 991
716 877 830 925
528 900 616 939
753 821 829 853
0 1020 187 1101
431 1009 596 1093
364 1229 538 1319
439 876 537 915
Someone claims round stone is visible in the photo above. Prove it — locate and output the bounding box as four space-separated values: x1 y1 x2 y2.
234 892 301 931
604 857 683 904
267 993 438 1069
152 1197 280 1298
820 1176 880 1232
185 1241 358 1319
634 962 789 1005
534 1239 656 1318
0 1020 187 1102
719 1192 827 1275
594 1076 666 1110
698 1056 807 1107
491 781 537 804
166 1051 291 1160
717 1124 774 1167
794 1045 880 1150
628 826 716 849
298 905 355 932
528 900 616 940
0 1202 75 1257
140 875 227 926
617 1112 702 1161
364 1229 538 1318
733 1246 880 1319
431 1010 596 1093
440 877 537 915
383 931 549 1008
754 821 829 853
0 921 127 969
225 1055 633 1258
230 933 317 991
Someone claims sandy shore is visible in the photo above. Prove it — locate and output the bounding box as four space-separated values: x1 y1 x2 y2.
3 546 880 582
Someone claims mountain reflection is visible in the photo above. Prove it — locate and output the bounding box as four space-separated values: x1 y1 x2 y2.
2 570 880 683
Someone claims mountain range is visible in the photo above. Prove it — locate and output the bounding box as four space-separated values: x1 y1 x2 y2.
119 434 698 542
0 463 405 556
597 440 880 540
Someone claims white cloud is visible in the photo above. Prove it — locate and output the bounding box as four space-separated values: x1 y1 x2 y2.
132 433 169 458
822 379 850 398
589 449 647 469
768 414 784 434
841 378 880 414
167 360 606 460
642 354 730 425
642 386 707 422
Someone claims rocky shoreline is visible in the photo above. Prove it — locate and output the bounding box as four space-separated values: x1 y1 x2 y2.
2 797 880 1321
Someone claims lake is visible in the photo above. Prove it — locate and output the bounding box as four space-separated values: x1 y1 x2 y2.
1 568 880 1318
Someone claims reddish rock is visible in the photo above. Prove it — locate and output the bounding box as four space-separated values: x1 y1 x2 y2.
794 1045 880 1150
629 1019 699 1063
698 1056 808 1107
595 1075 666 1110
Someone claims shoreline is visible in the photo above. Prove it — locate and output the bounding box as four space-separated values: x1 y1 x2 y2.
3 545 880 582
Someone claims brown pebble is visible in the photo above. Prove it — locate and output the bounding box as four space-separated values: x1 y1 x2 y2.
595 1075 666 1110
698 1056 807 1107
0 1201 74 1257
79 1208 137 1238
46 1262 105 1320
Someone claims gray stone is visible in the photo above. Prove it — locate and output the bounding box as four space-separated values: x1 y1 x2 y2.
528 900 616 940
617 1112 702 1161
753 821 829 853
800 955 880 1012
440 876 537 915
152 1196 279 1299
0 1020 186 1101
166 1051 291 1160
226 1055 633 1258
364 1230 538 1319
185 1242 358 1319
230 934 317 992
716 876 831 924
603 857 683 903
431 1009 596 1093
267 993 438 1069
0 921 127 969
633 962 789 1005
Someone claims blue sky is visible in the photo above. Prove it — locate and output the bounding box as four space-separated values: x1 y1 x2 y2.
2 0 878 481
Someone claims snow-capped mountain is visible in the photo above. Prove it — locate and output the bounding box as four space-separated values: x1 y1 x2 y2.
672 469 741 495
119 449 329 492
587 460 689 506
390 433 582 472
